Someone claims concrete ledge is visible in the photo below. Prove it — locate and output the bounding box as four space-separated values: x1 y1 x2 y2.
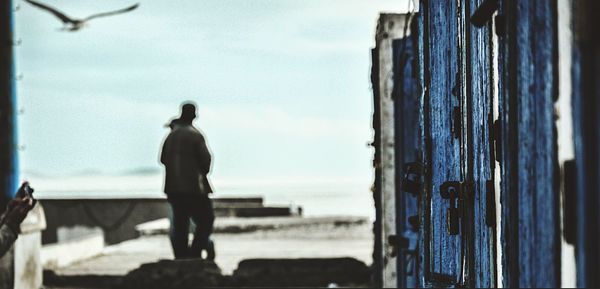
41 231 104 269
39 196 294 244
215 205 292 217
136 216 368 235
212 197 263 209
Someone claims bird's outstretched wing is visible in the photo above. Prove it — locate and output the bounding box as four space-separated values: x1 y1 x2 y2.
83 3 139 21
24 0 75 24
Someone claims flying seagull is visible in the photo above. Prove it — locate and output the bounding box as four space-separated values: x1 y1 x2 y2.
24 0 139 32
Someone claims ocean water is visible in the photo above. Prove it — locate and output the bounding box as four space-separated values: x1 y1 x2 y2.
29 174 375 220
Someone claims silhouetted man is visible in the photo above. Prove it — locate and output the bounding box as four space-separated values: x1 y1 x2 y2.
160 102 215 260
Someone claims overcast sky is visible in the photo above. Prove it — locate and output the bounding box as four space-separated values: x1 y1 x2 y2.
15 0 409 183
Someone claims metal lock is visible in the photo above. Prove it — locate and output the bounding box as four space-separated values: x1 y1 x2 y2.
440 181 462 235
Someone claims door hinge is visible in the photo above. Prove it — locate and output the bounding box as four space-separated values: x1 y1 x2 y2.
486 180 496 228
470 0 499 28
401 162 425 196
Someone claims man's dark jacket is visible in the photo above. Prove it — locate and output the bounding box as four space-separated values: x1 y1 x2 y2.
160 124 213 195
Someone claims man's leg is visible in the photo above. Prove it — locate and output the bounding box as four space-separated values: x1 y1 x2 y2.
190 195 215 259
169 198 191 259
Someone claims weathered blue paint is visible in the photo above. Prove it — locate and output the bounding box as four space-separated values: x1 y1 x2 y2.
0 0 19 207
571 0 600 287
422 0 462 284
414 4 427 287
392 31 420 288
498 0 560 287
380 0 560 286
465 0 495 287
402 1 498 287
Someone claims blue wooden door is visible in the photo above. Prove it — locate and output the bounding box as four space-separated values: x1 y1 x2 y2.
497 0 561 287
413 0 497 286
422 0 463 285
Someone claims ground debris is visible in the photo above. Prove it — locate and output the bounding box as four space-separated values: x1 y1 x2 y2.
120 259 222 289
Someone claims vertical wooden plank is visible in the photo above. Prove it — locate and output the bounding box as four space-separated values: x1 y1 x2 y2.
0 0 18 208
465 0 495 287
425 0 462 282
415 3 428 286
499 0 560 287
496 0 519 286
571 0 600 287
392 23 420 287
514 2 535 286
534 1 560 287
0 0 18 287
516 1 560 287
374 14 412 288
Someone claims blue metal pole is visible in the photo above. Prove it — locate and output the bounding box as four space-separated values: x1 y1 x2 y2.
0 0 19 209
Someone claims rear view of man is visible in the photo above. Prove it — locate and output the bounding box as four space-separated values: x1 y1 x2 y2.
160 102 215 260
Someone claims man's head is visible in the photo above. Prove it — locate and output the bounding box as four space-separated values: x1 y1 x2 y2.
179 102 197 124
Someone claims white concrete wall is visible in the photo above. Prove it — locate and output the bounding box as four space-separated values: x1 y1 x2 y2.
14 233 42 289
375 13 412 288
41 231 104 269
14 204 46 289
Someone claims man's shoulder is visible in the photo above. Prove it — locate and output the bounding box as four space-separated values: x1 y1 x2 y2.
175 125 205 139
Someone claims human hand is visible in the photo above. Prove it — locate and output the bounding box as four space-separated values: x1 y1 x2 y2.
3 198 34 233
15 182 35 205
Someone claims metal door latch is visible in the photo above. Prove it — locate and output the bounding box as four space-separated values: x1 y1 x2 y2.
401 162 424 196
439 181 473 235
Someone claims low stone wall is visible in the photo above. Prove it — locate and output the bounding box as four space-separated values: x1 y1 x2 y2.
40 199 168 245
40 196 297 245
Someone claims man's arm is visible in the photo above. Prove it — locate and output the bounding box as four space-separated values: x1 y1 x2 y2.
196 135 212 175
0 224 17 258
160 136 171 165
0 183 35 258
0 198 31 258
